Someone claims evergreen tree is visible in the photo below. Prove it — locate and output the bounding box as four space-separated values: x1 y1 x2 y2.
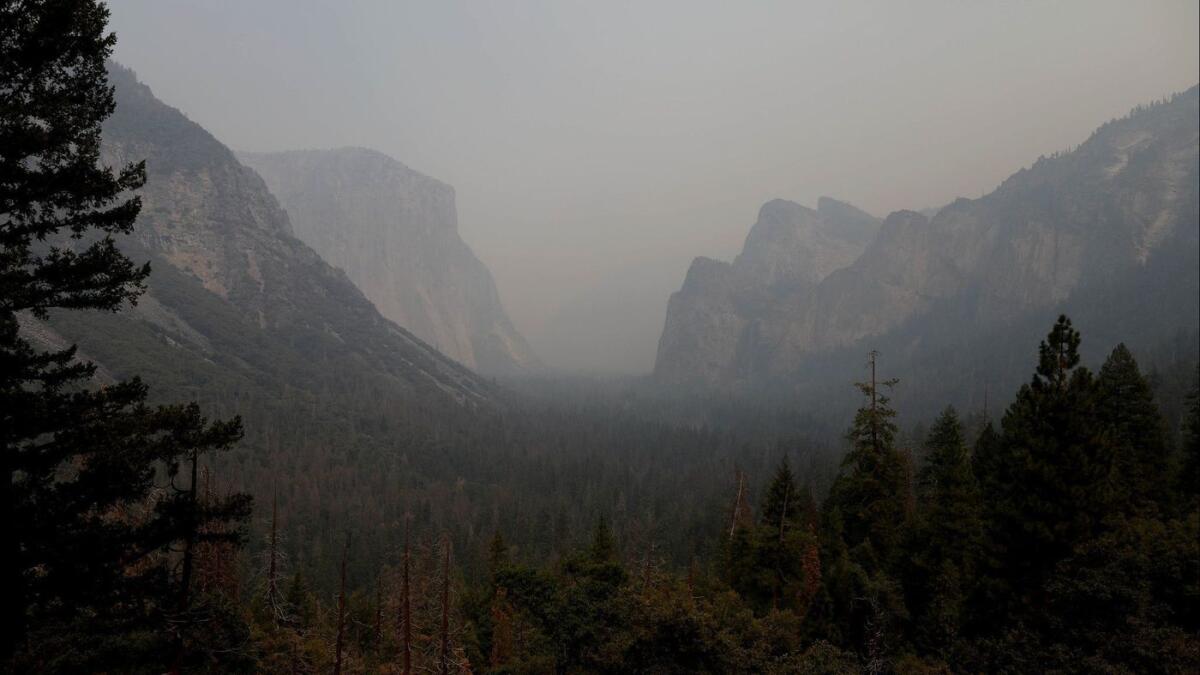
905 407 982 657
1094 344 1169 515
590 515 617 563
827 359 909 565
488 531 511 579
988 316 1100 592
2 0 147 659
1178 368 1200 508
1 2 250 668
726 458 818 614
970 421 1002 506
819 356 910 663
761 455 800 529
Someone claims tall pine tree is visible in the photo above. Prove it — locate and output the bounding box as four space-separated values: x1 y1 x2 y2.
986 316 1100 593
1093 344 1169 516
905 407 982 657
820 355 910 664
1 2 250 669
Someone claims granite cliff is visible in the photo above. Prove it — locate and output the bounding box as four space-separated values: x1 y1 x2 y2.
655 88 1199 413
239 148 538 375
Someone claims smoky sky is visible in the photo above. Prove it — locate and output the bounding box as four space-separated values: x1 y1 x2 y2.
107 1 1199 373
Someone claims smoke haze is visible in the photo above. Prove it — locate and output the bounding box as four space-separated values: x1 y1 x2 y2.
107 0 1199 372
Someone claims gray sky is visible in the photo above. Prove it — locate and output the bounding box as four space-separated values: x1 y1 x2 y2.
107 1 1199 373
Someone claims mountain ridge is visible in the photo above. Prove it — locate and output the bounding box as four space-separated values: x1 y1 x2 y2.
26 63 496 411
654 86 1199 411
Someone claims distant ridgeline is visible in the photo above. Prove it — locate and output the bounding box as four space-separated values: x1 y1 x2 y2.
655 87 1200 420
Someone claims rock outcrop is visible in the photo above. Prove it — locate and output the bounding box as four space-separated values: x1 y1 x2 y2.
239 148 538 375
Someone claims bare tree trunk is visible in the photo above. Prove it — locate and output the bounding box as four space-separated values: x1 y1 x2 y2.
0 459 20 663
869 350 879 451
778 482 791 543
400 516 412 675
439 537 451 675
178 447 199 612
267 488 280 619
334 533 350 675
729 469 746 538
374 575 383 643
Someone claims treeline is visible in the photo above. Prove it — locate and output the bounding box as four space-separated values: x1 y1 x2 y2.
222 317 1195 673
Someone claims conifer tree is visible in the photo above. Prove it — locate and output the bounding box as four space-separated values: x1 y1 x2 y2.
971 421 1002 506
2 0 146 659
726 458 816 614
1176 368 1199 509
488 531 510 579
1094 344 1169 515
819 354 910 662
827 354 909 564
905 407 982 656
761 456 800 530
2 2 250 668
989 316 1100 593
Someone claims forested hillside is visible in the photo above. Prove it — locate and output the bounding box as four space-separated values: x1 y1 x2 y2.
225 318 1200 673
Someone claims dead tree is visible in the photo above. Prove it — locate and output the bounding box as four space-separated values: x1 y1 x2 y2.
333 533 350 675
729 469 746 538
267 488 281 620
177 446 200 613
438 537 451 675
374 576 383 644
398 516 413 675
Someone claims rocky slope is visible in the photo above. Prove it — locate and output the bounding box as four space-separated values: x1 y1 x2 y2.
655 87 1199 411
238 148 538 375
27 63 493 412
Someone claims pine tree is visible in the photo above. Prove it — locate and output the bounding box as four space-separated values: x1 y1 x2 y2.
971 421 1002 506
1093 344 1169 515
989 316 1100 593
2 2 250 668
590 515 617 563
488 531 510 579
726 458 817 614
827 354 909 564
761 456 800 531
819 354 910 662
906 407 982 656
2 0 146 659
1175 368 1199 509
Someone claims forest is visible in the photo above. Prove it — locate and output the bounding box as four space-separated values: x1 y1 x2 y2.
3 2 1198 674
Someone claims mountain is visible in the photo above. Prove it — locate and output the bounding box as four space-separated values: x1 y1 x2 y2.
24 63 493 413
655 88 1199 414
238 148 538 375
655 196 880 386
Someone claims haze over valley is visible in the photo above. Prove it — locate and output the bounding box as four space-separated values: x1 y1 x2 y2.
106 0 1200 373
4 2 1199 673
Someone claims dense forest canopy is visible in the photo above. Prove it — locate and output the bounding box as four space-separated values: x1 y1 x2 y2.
2 2 1198 673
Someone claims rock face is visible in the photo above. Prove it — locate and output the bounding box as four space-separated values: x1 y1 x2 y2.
32 63 494 409
655 197 880 385
238 148 538 375
655 87 1199 404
